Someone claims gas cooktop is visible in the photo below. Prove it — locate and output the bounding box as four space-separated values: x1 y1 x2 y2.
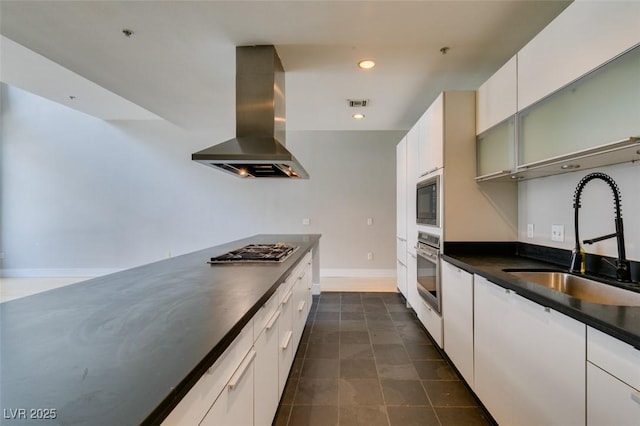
209 243 299 264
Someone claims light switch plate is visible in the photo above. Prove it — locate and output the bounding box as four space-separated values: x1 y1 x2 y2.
551 224 564 242
527 224 535 239
302 218 310 225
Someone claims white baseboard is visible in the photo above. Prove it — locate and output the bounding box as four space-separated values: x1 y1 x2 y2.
320 268 396 278
319 276 397 293
1 268 121 278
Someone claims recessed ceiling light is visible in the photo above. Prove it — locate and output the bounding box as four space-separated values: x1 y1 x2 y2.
358 59 375 70
352 113 365 120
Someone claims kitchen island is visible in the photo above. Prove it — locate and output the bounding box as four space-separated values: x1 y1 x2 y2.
0 234 320 425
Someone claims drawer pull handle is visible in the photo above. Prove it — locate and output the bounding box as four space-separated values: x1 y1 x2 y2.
298 301 305 312
282 289 293 305
281 331 293 350
632 391 640 405
227 349 256 391
266 310 281 330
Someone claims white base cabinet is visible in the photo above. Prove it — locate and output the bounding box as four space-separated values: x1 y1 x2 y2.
163 252 313 426
473 275 585 426
587 326 640 426
587 363 640 426
441 261 473 386
200 349 256 426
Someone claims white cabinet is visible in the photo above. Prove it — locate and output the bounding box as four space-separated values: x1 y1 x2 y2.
278 278 296 397
587 363 640 426
396 137 408 244
396 137 408 299
396 260 407 300
165 252 313 426
292 257 311 350
473 275 586 426
414 295 443 348
441 261 473 386
254 291 282 426
517 1 640 111
162 321 254 426
509 293 585 426
405 123 419 253
419 93 444 176
200 349 256 426
474 275 514 425
476 55 517 134
587 326 640 426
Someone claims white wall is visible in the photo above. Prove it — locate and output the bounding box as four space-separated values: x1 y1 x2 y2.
518 161 640 261
0 84 402 277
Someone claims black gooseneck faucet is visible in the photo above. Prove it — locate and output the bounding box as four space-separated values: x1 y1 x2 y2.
569 172 631 282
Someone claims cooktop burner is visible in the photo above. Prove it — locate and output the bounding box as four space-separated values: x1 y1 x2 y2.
209 243 299 264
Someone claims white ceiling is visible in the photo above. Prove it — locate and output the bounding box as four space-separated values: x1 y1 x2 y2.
0 0 572 134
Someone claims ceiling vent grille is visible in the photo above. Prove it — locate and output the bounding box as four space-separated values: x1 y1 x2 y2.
348 99 369 108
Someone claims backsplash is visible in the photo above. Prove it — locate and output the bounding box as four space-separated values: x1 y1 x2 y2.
518 161 639 261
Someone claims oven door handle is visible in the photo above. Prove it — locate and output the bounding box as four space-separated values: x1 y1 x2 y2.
417 249 439 261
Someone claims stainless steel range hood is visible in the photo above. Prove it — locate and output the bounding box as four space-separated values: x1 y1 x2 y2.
192 45 309 179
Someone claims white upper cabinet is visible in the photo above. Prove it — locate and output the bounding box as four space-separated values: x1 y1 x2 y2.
476 55 517 134
517 0 640 111
419 93 444 176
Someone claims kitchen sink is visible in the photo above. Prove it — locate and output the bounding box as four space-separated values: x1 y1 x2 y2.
504 270 640 307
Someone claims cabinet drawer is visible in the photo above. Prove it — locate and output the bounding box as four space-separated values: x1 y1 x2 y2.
587 362 640 425
254 285 282 340
587 326 640 390
162 320 253 425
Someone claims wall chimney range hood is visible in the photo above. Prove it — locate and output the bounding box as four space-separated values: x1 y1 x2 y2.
192 45 309 179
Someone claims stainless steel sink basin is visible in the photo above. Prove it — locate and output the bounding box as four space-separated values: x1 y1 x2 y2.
505 270 640 307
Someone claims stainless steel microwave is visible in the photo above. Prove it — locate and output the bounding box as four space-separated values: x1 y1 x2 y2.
416 176 439 226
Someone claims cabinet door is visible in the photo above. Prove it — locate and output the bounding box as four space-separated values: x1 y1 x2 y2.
517 1 640 110
293 271 308 350
254 309 281 426
509 294 585 426
406 251 419 309
396 137 408 242
476 55 517 134
405 129 419 253
473 275 514 426
587 362 640 426
421 93 444 174
396 260 407 300
200 349 256 426
415 298 442 348
278 285 295 397
441 261 473 386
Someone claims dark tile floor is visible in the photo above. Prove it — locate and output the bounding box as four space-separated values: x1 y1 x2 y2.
273 292 492 426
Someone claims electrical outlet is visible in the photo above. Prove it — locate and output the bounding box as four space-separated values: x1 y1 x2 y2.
367 218 373 226
527 224 535 239
367 252 373 261
551 224 565 242
302 218 310 225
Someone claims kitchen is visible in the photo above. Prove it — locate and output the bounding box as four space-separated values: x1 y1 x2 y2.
1 1 639 425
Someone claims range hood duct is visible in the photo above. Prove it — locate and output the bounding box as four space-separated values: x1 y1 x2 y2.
192 45 309 179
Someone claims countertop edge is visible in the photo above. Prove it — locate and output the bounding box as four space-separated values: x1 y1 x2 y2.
143 235 320 425
442 254 640 350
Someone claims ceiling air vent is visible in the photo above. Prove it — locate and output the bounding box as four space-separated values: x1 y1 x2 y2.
348 99 369 108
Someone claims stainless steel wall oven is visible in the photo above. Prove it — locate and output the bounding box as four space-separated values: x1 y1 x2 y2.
416 231 441 314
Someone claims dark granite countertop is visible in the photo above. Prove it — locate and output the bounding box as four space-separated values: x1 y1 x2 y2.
442 252 640 350
0 234 321 425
